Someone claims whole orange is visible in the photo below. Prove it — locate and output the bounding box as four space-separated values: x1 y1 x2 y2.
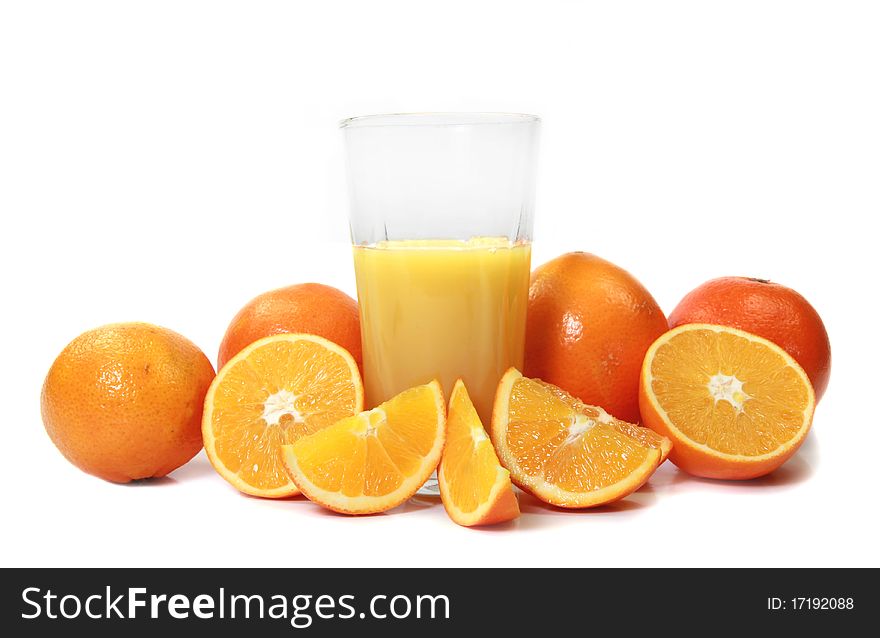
217 283 362 370
524 252 668 423
41 322 215 483
668 276 831 400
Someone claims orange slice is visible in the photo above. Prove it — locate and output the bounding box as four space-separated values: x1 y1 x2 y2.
491 368 668 508
202 334 363 497
438 380 519 527
532 374 672 464
281 380 445 514
639 323 815 480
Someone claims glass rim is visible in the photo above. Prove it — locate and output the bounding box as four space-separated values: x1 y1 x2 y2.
339 112 541 129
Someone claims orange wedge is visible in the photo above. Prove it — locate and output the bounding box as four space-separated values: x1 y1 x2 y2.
202 334 363 497
639 323 815 480
281 380 445 514
438 380 519 527
532 374 672 464
491 368 669 508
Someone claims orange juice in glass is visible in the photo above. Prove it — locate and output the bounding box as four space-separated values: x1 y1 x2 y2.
342 113 540 430
353 237 531 421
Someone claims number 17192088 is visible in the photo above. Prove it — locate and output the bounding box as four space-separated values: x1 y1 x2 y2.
768 597 854 611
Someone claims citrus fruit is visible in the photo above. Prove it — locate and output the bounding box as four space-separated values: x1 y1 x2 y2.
534 377 673 464
218 283 362 370
281 380 446 515
203 333 363 497
491 368 669 508
41 322 215 483
668 276 831 400
639 323 815 480
524 252 668 423
438 380 519 527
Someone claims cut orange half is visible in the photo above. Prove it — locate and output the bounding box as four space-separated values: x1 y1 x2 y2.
491 369 669 508
438 380 519 527
639 323 815 480
281 380 445 515
202 334 363 497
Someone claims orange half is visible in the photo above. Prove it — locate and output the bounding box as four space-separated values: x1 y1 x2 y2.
491 369 668 508
281 380 445 515
202 334 363 497
639 323 815 480
438 380 519 527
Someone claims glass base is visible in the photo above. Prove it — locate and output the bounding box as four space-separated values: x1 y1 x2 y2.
416 472 440 495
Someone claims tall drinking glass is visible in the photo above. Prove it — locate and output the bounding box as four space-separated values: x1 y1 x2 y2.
341 113 540 426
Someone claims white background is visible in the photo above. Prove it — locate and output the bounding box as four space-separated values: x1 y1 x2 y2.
2 0 878 568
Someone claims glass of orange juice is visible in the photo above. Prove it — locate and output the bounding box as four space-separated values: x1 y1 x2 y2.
341 113 540 429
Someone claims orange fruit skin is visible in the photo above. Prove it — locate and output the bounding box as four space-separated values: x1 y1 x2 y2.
668 277 830 401
217 283 362 370
524 252 668 424
41 322 215 483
